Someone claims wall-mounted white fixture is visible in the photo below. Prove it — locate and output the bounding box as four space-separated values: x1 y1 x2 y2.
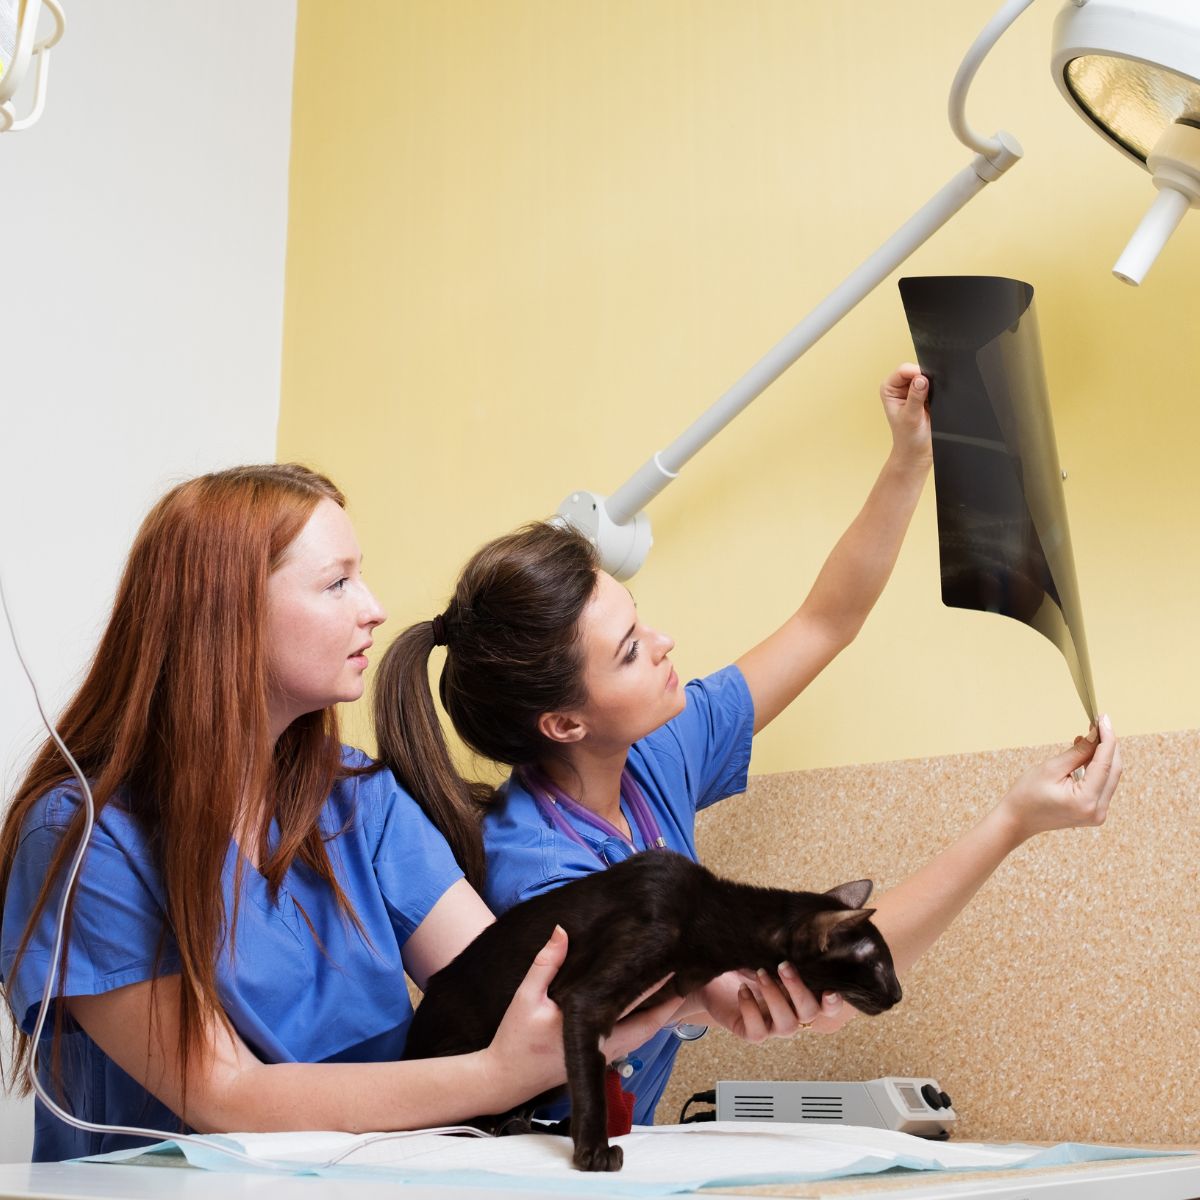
559 0 1200 579
0 0 65 133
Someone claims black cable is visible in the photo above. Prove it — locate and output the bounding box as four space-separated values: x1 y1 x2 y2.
678 1087 717 1124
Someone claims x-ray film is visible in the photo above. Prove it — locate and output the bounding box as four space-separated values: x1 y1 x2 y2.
898 276 1098 722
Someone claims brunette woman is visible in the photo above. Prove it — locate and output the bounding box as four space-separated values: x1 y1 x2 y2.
374 365 1122 1126
0 464 676 1161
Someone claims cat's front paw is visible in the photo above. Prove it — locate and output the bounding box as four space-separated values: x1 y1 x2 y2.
572 1141 624 1172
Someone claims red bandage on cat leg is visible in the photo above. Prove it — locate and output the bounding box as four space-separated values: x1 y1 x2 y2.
604 1068 636 1137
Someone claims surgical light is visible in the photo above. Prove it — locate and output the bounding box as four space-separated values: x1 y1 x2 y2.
559 0 1200 579
1053 0 1200 284
0 0 65 133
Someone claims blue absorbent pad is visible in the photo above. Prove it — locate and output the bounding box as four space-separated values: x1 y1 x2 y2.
79 1122 1191 1196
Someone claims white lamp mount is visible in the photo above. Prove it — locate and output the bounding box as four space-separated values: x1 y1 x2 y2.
0 0 65 133
551 0 1199 576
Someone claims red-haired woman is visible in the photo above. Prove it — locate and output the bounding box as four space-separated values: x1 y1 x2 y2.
0 464 676 1161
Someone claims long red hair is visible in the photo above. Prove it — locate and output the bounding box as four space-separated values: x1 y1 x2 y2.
1 463 361 1113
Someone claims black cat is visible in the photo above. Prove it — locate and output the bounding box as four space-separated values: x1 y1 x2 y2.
403 850 902 1171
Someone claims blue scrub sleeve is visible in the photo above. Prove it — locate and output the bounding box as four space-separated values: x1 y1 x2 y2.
640 664 755 811
1 800 178 1037
366 773 466 945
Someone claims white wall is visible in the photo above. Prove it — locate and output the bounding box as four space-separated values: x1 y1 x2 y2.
0 1 297 1162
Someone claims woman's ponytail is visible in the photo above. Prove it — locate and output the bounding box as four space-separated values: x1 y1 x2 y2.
373 521 600 892
373 620 489 890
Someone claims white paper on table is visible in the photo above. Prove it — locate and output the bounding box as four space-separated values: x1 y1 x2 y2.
83 1121 1185 1194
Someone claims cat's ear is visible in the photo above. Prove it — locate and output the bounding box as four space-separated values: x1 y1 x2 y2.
824 879 873 909
812 907 877 953
537 711 587 744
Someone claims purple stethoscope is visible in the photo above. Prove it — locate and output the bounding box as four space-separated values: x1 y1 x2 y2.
517 764 707 1048
518 764 667 864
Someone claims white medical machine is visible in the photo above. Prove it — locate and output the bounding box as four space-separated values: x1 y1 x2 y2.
717 1076 957 1140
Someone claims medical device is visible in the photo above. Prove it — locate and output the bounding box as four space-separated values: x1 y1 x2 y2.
558 0 1200 579
0 0 65 132
716 1077 957 1140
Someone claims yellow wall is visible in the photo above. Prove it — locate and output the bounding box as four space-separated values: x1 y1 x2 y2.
280 0 1200 774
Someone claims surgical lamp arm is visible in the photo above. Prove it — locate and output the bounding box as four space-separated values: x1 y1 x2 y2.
558 0 1037 581
0 0 66 133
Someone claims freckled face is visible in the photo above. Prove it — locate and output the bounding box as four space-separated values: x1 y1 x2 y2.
571 570 685 749
265 498 386 739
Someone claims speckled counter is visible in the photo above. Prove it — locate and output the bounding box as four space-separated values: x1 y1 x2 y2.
661 728 1200 1147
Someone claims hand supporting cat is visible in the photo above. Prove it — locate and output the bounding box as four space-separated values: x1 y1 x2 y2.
402 851 901 1171
683 963 850 1040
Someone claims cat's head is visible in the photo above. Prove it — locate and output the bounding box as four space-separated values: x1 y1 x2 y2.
786 880 903 1016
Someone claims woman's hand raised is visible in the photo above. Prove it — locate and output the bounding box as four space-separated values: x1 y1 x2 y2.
880 362 933 472
996 714 1121 843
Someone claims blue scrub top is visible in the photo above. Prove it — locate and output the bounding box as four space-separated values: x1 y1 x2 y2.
1 748 463 1162
481 665 755 1126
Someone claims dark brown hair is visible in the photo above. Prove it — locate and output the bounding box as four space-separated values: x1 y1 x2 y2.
373 522 598 889
0 463 361 1112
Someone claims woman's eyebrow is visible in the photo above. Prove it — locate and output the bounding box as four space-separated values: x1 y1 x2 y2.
317 555 360 574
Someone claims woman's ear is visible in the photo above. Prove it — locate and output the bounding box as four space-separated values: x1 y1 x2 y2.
537 711 587 744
